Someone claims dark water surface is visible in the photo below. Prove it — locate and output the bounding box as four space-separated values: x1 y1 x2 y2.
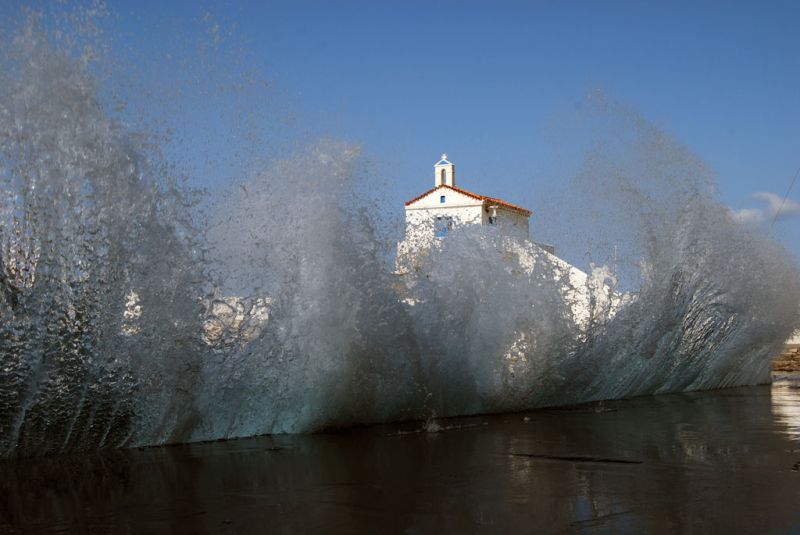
2 384 800 534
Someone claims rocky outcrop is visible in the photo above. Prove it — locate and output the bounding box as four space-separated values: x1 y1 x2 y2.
773 344 800 373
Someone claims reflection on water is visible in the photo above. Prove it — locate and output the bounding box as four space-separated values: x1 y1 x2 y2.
772 382 800 442
1 385 800 533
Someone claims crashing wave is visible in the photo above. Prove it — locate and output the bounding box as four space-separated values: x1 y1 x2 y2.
0 10 798 458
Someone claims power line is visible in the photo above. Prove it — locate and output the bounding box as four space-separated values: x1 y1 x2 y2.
772 165 800 227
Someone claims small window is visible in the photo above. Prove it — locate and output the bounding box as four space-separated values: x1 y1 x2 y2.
440 195 446 204
440 169 446 184
434 216 453 237
488 216 497 225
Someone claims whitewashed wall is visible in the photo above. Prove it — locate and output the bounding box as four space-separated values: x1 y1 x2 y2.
484 205 530 239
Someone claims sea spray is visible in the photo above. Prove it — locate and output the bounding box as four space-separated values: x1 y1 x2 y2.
202 142 425 436
0 11 208 455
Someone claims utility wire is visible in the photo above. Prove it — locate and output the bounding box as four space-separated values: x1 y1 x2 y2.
771 165 800 227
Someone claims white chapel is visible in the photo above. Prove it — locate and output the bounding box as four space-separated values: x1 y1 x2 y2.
396 154 536 274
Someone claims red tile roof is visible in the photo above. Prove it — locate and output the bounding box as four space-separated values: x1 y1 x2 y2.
404 185 532 216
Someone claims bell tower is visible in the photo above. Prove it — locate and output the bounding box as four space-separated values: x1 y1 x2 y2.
434 154 455 187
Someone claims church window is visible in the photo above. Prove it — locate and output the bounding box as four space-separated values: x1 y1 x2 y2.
440 169 446 184
440 195 446 204
434 216 453 237
489 216 497 225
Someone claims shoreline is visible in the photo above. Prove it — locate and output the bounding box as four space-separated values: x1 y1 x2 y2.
2 385 799 533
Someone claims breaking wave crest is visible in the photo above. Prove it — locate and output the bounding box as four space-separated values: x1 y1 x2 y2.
1 11 798 457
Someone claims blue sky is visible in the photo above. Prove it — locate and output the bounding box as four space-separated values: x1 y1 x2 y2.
36 1 800 263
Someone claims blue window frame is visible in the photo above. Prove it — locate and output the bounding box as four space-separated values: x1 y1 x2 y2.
434 216 453 237
440 195 446 204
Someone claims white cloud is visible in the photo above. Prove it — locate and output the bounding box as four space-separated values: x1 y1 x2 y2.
730 207 765 224
729 191 800 225
753 191 800 220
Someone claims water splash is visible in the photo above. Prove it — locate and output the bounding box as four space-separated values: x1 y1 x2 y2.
1 9 798 458
0 10 207 456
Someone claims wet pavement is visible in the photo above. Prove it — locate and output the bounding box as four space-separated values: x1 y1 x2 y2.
2 384 800 534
